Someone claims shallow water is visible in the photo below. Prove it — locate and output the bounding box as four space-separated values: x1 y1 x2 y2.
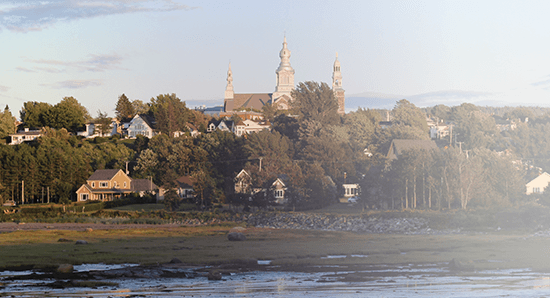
3 263 550 297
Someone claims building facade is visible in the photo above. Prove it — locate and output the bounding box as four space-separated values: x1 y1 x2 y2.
223 37 345 115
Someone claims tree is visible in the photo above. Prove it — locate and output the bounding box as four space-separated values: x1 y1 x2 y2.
115 94 135 122
428 104 451 121
392 99 429 134
20 101 52 128
149 93 191 136
261 103 279 123
291 81 340 125
343 108 380 152
0 105 16 140
94 110 112 136
43 97 90 132
132 99 150 115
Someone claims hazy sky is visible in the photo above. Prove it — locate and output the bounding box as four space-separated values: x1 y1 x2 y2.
2 0 550 118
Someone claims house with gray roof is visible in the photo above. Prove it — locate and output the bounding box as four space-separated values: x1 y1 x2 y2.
386 139 438 160
127 114 157 138
75 169 158 202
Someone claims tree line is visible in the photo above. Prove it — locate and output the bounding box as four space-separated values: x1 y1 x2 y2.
0 82 548 210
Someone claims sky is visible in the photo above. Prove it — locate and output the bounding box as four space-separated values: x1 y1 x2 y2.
2 0 550 118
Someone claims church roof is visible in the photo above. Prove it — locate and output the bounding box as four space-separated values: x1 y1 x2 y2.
233 93 272 111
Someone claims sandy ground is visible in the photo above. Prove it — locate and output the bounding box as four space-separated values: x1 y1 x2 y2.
0 222 182 232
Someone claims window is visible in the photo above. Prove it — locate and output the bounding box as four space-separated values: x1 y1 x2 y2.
100 182 109 188
81 194 89 201
534 187 541 194
124 181 127 188
91 182 95 188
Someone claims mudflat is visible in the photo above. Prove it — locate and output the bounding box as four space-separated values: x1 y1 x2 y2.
0 223 549 272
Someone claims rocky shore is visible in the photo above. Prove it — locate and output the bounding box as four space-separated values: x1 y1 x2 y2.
246 212 458 235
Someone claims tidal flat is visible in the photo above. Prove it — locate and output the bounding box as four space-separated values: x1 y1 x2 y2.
0 223 549 272
2 224 550 296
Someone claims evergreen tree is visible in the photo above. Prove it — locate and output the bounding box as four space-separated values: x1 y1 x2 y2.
149 93 191 136
291 81 340 125
0 105 16 140
115 94 135 122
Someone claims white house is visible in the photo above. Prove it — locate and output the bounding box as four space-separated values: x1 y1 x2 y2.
271 177 287 204
207 120 233 133
343 183 360 197
9 128 42 145
175 176 195 200
240 119 271 135
526 172 550 195
77 119 119 138
234 170 288 204
127 114 156 138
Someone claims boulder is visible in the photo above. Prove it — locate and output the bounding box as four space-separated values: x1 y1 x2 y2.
169 258 183 264
57 238 72 242
227 232 246 241
449 258 475 271
57 264 74 273
207 270 222 280
75 240 88 245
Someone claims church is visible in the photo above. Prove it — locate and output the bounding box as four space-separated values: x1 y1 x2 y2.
223 37 345 115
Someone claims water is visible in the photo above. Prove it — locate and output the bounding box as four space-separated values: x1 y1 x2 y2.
2 263 550 297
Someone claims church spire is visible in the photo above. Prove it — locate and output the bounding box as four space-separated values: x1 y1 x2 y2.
224 62 234 100
273 36 295 102
223 62 235 112
332 52 345 115
332 52 342 90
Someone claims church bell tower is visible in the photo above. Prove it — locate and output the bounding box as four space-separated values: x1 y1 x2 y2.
332 52 345 115
223 62 235 112
272 37 295 104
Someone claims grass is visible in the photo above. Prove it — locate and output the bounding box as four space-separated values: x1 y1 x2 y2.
109 204 166 212
2 224 550 272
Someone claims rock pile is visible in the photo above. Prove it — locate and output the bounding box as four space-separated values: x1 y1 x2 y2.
246 212 440 235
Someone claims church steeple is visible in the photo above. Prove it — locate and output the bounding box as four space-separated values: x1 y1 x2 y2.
224 62 235 112
332 52 345 115
273 36 295 101
224 62 234 100
332 52 342 90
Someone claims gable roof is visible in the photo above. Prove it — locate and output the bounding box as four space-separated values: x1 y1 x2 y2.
176 176 195 189
88 169 124 181
233 93 272 110
131 114 156 129
526 172 550 187
235 169 250 179
132 179 159 192
387 139 438 159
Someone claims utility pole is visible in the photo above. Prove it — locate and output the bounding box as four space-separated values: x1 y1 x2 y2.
21 180 24 205
259 157 262 172
456 141 464 153
449 124 453 147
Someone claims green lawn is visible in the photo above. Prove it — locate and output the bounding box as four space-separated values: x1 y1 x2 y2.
108 204 166 211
